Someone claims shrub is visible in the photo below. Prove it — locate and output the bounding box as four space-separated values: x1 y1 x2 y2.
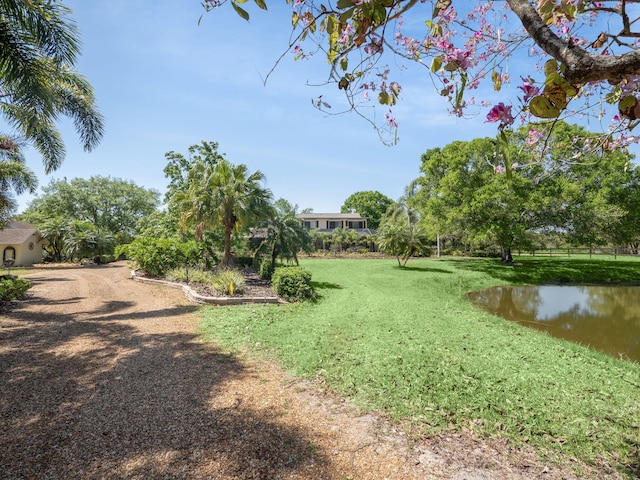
115 244 129 259
271 266 317 302
95 254 116 264
211 269 245 296
235 255 254 268
126 238 201 277
165 267 213 284
258 259 274 280
0 276 31 301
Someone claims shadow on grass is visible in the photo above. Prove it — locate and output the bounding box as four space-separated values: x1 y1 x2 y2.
395 265 454 274
444 257 640 285
312 281 343 290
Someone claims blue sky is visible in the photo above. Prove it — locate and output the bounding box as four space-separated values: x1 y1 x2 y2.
14 1 552 212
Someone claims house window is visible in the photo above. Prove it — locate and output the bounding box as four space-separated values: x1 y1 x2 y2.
328 221 343 229
303 221 312 229
348 221 364 229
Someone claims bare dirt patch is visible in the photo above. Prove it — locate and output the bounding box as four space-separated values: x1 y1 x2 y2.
0 262 589 479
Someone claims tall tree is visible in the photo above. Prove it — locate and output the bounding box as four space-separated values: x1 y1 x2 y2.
341 190 393 230
163 141 224 205
418 136 555 263
384 180 421 228
0 136 37 224
19 176 160 244
0 0 103 172
608 171 640 253
417 122 632 262
175 157 273 266
161 141 226 243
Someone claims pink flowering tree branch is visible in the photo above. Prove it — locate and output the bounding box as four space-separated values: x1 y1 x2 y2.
202 0 640 152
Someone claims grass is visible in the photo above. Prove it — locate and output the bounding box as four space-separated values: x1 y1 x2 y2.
198 256 640 478
3 267 39 276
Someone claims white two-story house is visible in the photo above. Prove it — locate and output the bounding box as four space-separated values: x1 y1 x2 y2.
296 213 372 234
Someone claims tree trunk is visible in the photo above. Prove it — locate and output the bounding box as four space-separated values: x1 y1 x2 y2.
501 246 513 264
223 224 232 267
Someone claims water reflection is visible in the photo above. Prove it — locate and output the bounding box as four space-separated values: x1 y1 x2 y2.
467 285 640 362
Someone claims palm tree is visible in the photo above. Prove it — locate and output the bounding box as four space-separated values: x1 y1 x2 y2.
0 135 37 223
377 180 430 266
38 217 66 261
177 158 273 267
258 207 312 265
376 221 430 267
330 227 348 254
62 221 114 261
383 179 421 227
0 1 104 172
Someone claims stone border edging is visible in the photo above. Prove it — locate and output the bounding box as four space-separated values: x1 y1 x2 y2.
130 271 283 305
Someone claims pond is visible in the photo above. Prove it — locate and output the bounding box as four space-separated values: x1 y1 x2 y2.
467 285 640 362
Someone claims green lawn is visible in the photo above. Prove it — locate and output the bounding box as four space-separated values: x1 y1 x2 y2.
199 257 640 478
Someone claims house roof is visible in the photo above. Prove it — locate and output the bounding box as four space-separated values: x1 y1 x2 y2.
296 213 367 220
0 221 40 245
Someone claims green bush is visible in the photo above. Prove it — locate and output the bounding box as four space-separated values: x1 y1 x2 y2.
126 238 200 277
271 266 317 302
258 259 274 280
0 276 31 301
211 269 245 296
95 254 116 264
235 255 254 268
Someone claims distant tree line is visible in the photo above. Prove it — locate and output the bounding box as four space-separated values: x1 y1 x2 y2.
18 121 639 269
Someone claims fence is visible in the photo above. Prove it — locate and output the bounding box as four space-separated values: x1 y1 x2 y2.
517 247 639 259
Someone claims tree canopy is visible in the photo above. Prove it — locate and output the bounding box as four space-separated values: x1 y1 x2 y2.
202 0 640 151
19 176 160 244
0 136 37 224
0 0 103 172
341 190 393 229
173 156 273 266
415 122 637 262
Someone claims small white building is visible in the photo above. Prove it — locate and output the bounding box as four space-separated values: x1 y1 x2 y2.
296 213 372 233
0 221 47 266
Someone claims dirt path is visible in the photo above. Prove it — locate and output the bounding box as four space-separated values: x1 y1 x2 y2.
0 262 579 479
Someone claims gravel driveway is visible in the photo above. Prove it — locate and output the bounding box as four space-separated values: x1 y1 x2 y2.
0 262 579 479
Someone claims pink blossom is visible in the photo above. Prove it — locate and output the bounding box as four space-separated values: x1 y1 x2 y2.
467 78 480 89
338 23 352 43
364 37 383 55
435 37 453 51
444 48 473 71
438 7 457 23
385 110 398 128
451 100 466 117
485 102 514 125
518 77 540 102
526 128 543 146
